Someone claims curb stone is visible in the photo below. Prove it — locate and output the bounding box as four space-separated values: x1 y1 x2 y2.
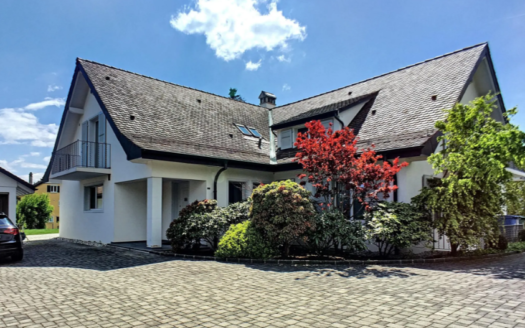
100 241 523 266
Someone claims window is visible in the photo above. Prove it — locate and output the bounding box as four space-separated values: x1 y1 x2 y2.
47 185 60 193
297 127 308 136
248 127 262 138
280 129 293 149
56 216 60 223
85 185 103 210
48 216 54 223
229 182 245 204
236 124 262 138
235 124 252 136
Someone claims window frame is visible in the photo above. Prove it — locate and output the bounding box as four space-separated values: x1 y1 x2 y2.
279 129 293 149
84 184 104 212
247 127 262 138
235 124 252 136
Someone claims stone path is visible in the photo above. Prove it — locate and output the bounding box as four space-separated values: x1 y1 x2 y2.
1 239 524 327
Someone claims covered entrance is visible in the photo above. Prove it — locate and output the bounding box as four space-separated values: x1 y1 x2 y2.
113 177 209 248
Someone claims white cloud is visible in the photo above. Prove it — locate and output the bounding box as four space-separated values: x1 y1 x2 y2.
0 159 15 172
47 85 63 92
0 156 48 173
24 97 65 111
170 0 306 61
277 54 291 63
30 152 40 157
43 156 51 162
282 83 291 91
0 107 58 147
245 60 262 71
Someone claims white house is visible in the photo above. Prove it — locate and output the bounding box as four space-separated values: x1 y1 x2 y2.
0 167 35 220
44 43 511 249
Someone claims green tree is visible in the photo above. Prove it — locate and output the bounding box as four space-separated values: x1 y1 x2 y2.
505 181 525 216
365 202 432 257
228 88 244 102
16 194 53 229
250 180 316 257
414 95 525 255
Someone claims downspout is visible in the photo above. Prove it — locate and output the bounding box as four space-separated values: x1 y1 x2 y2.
268 109 277 164
213 163 228 200
334 110 344 128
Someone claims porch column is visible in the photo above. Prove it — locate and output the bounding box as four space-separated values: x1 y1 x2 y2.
147 177 163 248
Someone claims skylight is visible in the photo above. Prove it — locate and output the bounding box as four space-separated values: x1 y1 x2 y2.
248 127 262 138
236 124 252 136
235 124 262 138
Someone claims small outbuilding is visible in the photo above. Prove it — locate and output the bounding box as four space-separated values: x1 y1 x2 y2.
0 167 35 220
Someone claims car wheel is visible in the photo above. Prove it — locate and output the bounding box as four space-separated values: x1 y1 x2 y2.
11 250 23 262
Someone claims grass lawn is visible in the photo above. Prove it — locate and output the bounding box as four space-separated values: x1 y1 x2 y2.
23 229 59 235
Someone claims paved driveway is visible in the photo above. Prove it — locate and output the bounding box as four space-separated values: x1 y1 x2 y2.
1 240 525 328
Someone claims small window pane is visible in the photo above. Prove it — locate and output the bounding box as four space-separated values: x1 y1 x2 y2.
248 128 262 138
236 125 251 135
280 129 292 149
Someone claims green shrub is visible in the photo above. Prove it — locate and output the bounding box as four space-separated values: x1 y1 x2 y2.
166 199 217 250
166 200 252 251
16 194 53 229
518 229 525 242
365 201 433 258
302 210 366 256
507 241 525 253
250 180 316 257
486 234 509 251
215 221 277 259
194 201 251 249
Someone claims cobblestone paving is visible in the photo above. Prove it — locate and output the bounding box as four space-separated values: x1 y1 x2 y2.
1 240 525 328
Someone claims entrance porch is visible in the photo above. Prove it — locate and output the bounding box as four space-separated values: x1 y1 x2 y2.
113 177 209 248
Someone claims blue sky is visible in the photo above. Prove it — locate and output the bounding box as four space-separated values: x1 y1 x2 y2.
0 0 524 182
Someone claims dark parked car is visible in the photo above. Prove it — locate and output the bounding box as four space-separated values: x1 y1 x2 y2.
0 213 24 261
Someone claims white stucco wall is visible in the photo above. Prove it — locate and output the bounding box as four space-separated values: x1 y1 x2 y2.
114 180 147 242
0 173 18 220
59 176 114 243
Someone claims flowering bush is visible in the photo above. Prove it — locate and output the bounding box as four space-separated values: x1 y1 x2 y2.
215 221 277 259
250 180 316 257
166 199 217 250
166 200 252 251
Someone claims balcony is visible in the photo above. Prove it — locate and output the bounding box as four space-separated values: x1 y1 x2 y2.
50 140 111 180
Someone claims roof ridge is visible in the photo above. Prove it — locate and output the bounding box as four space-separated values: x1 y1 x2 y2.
274 42 488 109
76 58 266 111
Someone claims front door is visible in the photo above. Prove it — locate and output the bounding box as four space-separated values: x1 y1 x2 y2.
0 194 8 216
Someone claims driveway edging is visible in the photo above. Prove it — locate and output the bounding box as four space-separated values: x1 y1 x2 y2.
102 240 523 266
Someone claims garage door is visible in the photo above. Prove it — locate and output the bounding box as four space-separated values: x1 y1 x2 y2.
0 194 8 215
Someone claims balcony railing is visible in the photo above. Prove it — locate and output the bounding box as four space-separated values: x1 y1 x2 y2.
51 140 111 175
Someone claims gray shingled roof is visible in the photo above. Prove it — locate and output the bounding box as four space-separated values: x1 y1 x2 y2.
272 43 487 154
78 43 487 167
79 59 272 164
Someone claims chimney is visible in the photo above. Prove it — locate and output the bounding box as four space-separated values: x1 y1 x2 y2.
29 172 33 185
259 91 276 109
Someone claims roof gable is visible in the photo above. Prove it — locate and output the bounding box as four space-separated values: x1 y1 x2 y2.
78 59 272 165
272 43 489 153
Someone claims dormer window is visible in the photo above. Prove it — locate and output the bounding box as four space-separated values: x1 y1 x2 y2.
235 124 262 138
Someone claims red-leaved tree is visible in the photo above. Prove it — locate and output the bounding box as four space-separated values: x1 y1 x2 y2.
294 120 408 218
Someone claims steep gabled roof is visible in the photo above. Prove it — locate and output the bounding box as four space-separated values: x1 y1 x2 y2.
78 59 272 165
272 43 490 154
0 167 35 191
